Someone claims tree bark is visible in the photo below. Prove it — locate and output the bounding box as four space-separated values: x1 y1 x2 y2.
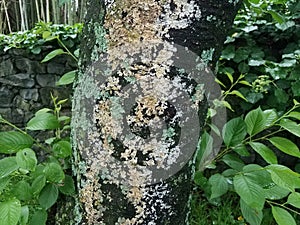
64 1 242 224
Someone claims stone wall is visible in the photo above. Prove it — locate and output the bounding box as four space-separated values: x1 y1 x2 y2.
0 48 75 129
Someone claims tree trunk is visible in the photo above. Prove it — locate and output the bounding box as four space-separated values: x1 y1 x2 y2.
62 1 241 224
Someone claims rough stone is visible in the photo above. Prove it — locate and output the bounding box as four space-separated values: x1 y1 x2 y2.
36 74 58 87
13 95 31 111
24 111 35 124
0 74 35 88
0 48 74 129
20 89 39 101
11 108 24 125
8 48 28 56
47 62 66 75
0 86 14 107
15 57 46 74
0 108 12 120
0 59 16 77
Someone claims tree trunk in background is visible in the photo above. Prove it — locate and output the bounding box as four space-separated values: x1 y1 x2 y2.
62 1 241 224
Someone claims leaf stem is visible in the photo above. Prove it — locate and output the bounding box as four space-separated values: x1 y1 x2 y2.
266 200 300 216
57 37 78 62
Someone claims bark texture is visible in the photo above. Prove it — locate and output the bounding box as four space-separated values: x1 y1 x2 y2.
66 1 242 224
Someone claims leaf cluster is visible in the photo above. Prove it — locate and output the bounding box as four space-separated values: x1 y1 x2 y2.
0 22 82 55
0 95 74 225
218 0 300 113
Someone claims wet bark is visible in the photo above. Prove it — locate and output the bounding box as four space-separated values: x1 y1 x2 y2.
58 1 242 224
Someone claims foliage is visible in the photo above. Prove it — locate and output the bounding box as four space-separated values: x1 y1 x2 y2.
40 24 79 86
0 95 74 225
0 22 82 55
218 0 300 114
196 74 300 224
0 21 81 86
195 1 300 219
190 192 245 225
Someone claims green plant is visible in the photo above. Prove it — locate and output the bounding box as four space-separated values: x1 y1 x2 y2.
0 22 82 53
0 21 81 86
190 192 245 225
195 71 300 224
40 23 79 86
218 0 300 114
0 94 74 225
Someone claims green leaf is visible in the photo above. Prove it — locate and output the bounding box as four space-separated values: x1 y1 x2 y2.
249 142 277 164
229 90 248 101
197 132 213 170
13 181 32 201
240 199 263 225
266 164 300 191
274 89 289 104
0 157 19 179
41 49 65 63
35 108 52 115
56 70 77 86
222 154 245 171
42 31 51 39
0 199 21 225
245 107 266 136
239 80 252 86
263 109 278 127
16 148 37 171
226 72 234 84
0 177 10 192
222 117 247 147
74 49 80 57
38 183 59 209
0 131 33 154
28 209 47 225
264 184 290 200
268 10 285 24
242 164 272 187
280 119 300 138
287 192 300 208
233 47 251 63
233 174 265 210
26 113 59 131
275 20 295 31
234 144 250 157
238 62 250 73
19 206 29 225
242 25 258 33
57 99 68 105
52 141 72 158
248 0 260 4
31 47 41 54
279 59 297 67
287 112 300 120
194 171 208 187
221 45 235 60
269 137 300 158
292 81 300 97
222 168 238 177
44 36 58 42
43 162 65 183
58 175 75 195
208 173 228 199
215 78 226 88
248 59 265 66
272 206 296 225
31 175 46 196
